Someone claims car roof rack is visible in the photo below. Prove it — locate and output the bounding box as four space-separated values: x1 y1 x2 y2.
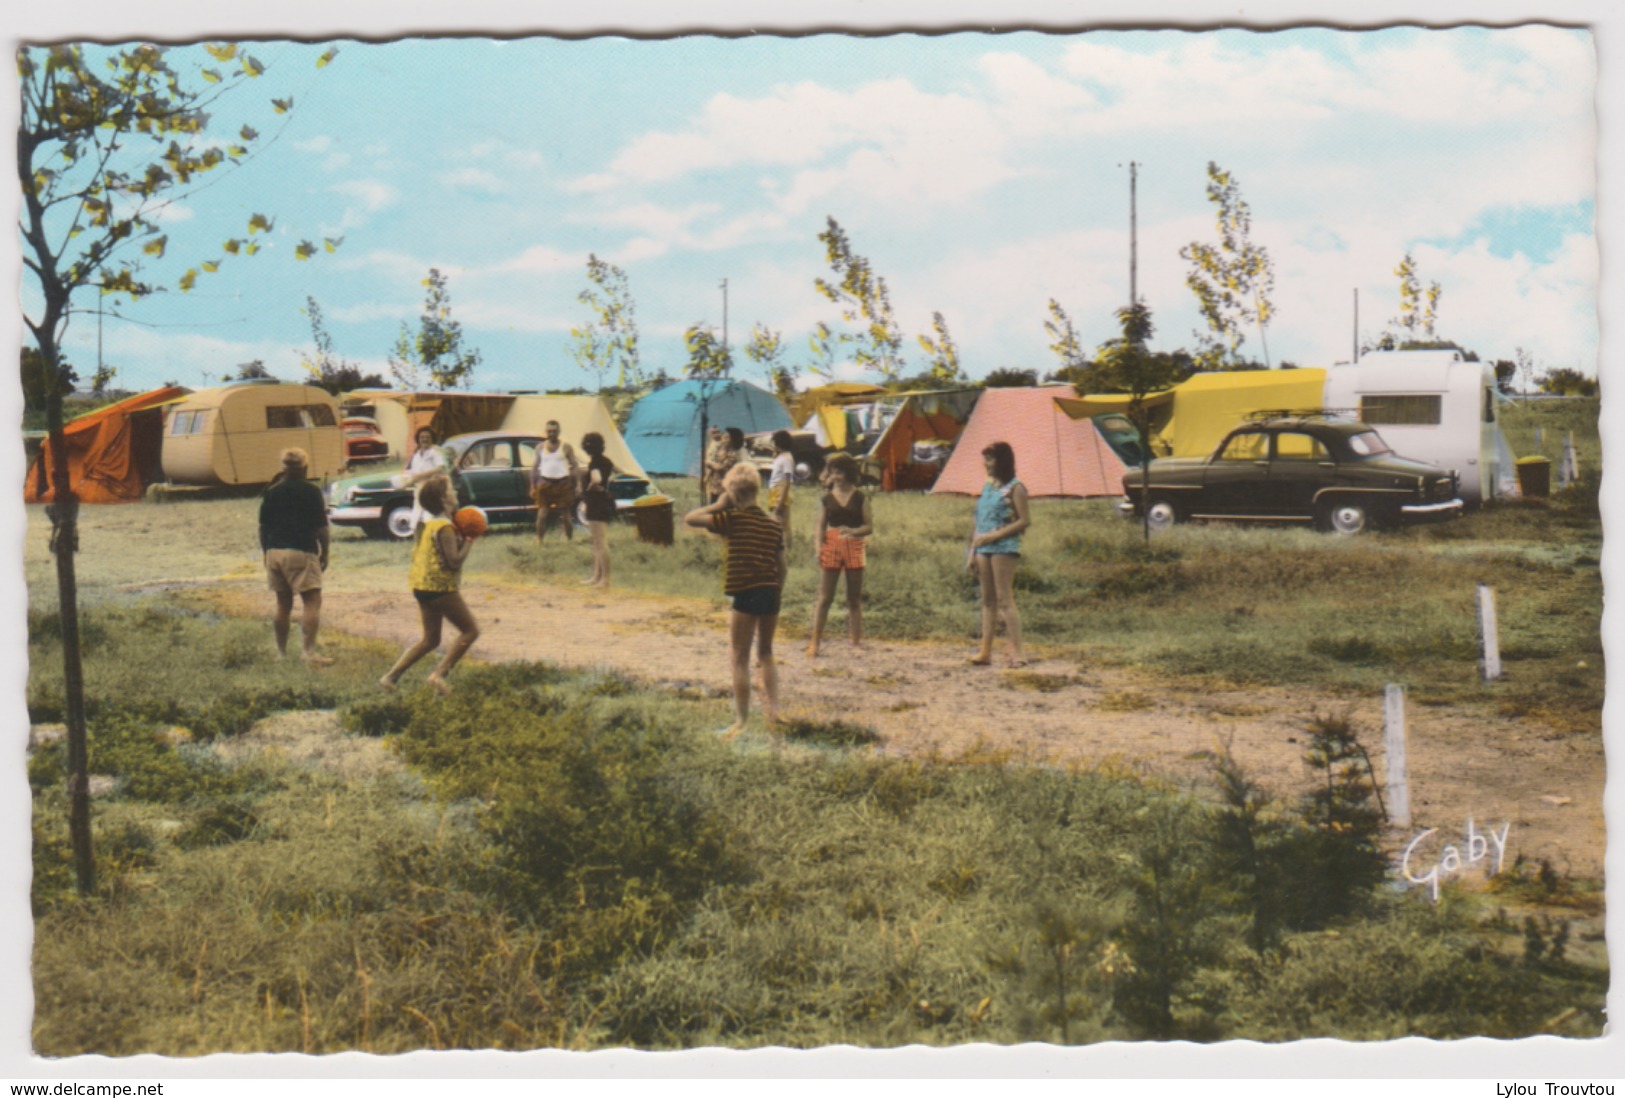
1244 407 1361 423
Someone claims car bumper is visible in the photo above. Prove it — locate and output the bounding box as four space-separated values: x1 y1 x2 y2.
329 504 384 525
1400 499 1464 523
1116 499 1136 519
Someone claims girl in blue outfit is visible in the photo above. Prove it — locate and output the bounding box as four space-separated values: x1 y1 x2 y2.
969 440 1031 667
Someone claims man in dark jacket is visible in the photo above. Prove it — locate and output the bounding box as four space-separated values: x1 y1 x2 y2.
259 448 332 667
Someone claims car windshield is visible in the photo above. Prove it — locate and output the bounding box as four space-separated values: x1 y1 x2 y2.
1346 429 1394 458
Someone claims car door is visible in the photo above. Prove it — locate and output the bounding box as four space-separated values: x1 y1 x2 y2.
1265 430 1334 516
455 439 528 518
1198 429 1271 515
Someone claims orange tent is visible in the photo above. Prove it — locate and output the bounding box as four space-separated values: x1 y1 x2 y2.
25 386 190 504
929 386 1127 498
861 389 980 490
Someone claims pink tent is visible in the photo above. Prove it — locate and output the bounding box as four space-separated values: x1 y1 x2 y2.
930 386 1128 498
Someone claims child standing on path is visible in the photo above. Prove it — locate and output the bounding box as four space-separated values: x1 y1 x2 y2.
806 453 872 658
684 463 786 740
969 440 1030 668
380 474 481 695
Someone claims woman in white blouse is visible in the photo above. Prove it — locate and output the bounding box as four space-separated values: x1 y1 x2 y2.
403 426 449 531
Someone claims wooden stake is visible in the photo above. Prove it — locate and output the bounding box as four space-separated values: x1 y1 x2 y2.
1384 684 1411 829
1477 583 1502 682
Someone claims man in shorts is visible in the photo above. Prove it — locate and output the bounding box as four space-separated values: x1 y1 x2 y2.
531 419 580 543
259 448 332 667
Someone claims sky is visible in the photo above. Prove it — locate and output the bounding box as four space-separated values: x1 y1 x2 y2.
16 23 1599 397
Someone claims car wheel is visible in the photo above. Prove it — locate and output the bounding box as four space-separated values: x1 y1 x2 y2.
383 502 417 541
1320 500 1369 535
1145 498 1180 531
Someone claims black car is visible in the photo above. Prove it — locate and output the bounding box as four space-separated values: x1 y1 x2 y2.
1117 415 1463 534
328 431 651 540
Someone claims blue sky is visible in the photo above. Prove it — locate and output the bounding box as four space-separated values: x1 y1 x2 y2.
17 24 1598 395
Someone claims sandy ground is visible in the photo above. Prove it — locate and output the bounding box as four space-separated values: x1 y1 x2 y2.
192 572 1606 882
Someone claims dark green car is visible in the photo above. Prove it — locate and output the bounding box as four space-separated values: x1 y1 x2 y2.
1118 416 1462 535
327 431 650 540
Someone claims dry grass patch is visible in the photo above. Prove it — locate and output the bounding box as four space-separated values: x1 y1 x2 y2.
1096 690 1155 713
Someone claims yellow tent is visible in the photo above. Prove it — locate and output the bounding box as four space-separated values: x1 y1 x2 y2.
790 382 886 432
1056 369 1328 459
501 394 648 480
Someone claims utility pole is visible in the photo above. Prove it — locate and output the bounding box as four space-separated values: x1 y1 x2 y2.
719 277 730 375
1128 161 1139 306
1353 288 1360 364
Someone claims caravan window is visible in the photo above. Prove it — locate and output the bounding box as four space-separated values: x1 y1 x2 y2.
266 406 306 430
1360 395 1441 426
169 410 208 435
266 404 338 430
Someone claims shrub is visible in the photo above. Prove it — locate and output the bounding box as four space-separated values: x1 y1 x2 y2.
392 691 739 975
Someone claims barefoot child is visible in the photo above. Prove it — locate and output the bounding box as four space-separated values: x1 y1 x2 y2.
380 474 481 694
806 453 872 658
684 463 786 740
969 441 1030 668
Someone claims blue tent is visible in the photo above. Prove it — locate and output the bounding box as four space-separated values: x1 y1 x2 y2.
623 378 792 476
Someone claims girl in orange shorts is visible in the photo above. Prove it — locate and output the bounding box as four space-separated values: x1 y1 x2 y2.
806 453 873 658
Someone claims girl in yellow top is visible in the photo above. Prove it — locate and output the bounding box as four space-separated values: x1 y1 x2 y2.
380 474 480 695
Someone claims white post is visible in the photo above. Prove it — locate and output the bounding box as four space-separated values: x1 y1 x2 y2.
1477 583 1502 682
1384 684 1410 829
1560 431 1579 488
1534 425 1544 452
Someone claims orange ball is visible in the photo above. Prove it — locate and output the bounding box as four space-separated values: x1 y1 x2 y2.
453 506 488 539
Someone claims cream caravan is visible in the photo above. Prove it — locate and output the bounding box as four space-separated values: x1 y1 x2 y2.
1322 350 1506 507
162 381 345 486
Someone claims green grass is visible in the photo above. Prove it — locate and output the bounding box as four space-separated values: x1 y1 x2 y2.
27 603 1608 1053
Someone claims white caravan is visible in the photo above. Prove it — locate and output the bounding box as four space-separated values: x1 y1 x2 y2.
1322 349 1508 507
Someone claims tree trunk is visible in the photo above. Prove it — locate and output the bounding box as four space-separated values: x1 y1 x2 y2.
44 386 95 896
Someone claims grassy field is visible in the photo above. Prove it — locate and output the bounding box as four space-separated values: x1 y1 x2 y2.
26 605 1607 1052
24 396 1605 1051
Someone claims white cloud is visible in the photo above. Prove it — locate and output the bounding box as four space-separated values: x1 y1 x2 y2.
578 74 1026 215
293 135 336 154
582 201 722 237
561 173 618 194
327 178 401 232
440 167 508 194
489 244 578 275
330 179 399 212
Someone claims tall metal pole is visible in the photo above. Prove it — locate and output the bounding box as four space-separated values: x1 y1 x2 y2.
1129 161 1139 307
720 277 729 375
1353 288 1360 363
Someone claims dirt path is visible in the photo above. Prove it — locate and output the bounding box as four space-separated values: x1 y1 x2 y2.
192 574 1606 881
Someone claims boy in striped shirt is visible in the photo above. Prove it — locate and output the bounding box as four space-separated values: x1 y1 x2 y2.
684 462 786 740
